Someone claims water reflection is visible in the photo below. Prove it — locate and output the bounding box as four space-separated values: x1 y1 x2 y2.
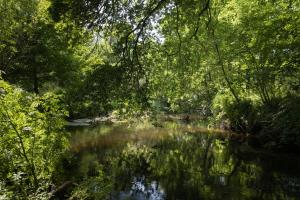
112 177 165 200
68 123 300 200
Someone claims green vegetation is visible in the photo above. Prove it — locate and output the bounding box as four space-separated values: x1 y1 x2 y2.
0 80 68 199
0 0 299 198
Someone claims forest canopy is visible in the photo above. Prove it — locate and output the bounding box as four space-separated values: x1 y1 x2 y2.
0 0 299 146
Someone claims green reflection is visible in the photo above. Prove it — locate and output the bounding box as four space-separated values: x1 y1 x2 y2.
67 123 300 200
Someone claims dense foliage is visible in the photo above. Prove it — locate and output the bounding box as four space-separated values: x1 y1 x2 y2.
49 0 300 148
0 80 68 199
0 0 299 198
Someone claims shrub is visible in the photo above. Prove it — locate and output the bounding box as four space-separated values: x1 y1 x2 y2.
0 80 68 198
211 93 257 133
223 99 257 133
261 96 300 150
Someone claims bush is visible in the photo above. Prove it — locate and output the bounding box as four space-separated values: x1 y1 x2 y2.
211 93 257 133
212 92 300 150
260 96 300 150
224 99 257 133
0 80 69 198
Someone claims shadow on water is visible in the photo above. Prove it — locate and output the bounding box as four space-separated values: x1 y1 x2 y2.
66 122 300 200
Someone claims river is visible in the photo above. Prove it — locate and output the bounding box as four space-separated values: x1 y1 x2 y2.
64 121 300 200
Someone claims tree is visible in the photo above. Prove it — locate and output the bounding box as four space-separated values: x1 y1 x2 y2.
0 0 88 94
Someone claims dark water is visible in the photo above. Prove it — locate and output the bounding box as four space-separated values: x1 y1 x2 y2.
67 122 300 200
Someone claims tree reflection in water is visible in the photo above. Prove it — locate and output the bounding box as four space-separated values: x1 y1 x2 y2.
70 124 300 200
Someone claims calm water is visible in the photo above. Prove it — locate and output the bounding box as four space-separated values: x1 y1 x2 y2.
67 122 300 200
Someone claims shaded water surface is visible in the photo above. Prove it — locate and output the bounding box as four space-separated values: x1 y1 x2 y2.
68 123 300 200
